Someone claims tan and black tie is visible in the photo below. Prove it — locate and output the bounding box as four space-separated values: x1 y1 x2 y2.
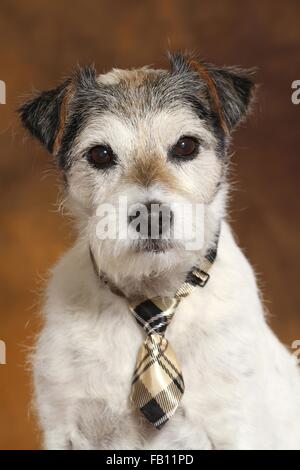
90 240 218 430
128 248 217 429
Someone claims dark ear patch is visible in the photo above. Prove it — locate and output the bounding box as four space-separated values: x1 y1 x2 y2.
18 65 97 154
169 52 256 131
18 82 70 153
207 65 256 129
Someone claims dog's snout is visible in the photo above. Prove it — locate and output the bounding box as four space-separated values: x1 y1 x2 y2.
145 202 173 238
128 201 173 238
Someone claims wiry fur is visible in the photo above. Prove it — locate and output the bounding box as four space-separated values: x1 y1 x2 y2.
19 53 300 449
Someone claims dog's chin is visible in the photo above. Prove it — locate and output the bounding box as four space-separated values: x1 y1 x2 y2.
93 237 190 282
131 238 175 254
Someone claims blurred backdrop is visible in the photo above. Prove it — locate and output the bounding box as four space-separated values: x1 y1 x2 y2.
0 0 299 449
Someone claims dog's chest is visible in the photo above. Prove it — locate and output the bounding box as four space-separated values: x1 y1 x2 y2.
69 290 217 448
74 288 212 412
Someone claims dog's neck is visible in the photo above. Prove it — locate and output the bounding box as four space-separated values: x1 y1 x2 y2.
89 225 220 300
93 255 200 299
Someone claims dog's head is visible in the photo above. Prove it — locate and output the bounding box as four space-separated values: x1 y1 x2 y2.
19 53 255 282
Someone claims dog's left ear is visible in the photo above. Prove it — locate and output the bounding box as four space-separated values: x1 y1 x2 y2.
18 65 97 155
169 52 256 132
204 63 256 131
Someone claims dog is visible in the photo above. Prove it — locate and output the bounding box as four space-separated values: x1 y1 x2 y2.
19 52 300 450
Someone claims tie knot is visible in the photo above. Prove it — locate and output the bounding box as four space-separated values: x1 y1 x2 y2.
129 297 179 336
144 333 168 358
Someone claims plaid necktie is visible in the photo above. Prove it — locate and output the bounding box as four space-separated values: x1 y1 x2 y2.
89 240 218 429
128 250 216 429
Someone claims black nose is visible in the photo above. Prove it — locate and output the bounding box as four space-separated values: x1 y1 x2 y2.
128 201 173 238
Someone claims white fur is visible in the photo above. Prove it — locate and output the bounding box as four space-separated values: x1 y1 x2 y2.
34 220 300 450
32 73 300 449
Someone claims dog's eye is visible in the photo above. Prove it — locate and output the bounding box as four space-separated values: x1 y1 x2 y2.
87 145 116 169
170 136 199 159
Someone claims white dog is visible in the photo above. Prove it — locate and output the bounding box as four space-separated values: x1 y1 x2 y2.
19 52 300 450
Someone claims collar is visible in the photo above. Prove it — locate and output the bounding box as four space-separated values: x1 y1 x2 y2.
89 228 220 302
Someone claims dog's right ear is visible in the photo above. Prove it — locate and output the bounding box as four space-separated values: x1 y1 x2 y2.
18 65 97 155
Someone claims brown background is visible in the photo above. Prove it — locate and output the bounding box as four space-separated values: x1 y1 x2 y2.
0 0 299 450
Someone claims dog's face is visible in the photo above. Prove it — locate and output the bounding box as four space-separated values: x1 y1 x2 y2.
19 53 254 280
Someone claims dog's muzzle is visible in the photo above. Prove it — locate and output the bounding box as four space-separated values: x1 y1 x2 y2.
128 201 174 240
